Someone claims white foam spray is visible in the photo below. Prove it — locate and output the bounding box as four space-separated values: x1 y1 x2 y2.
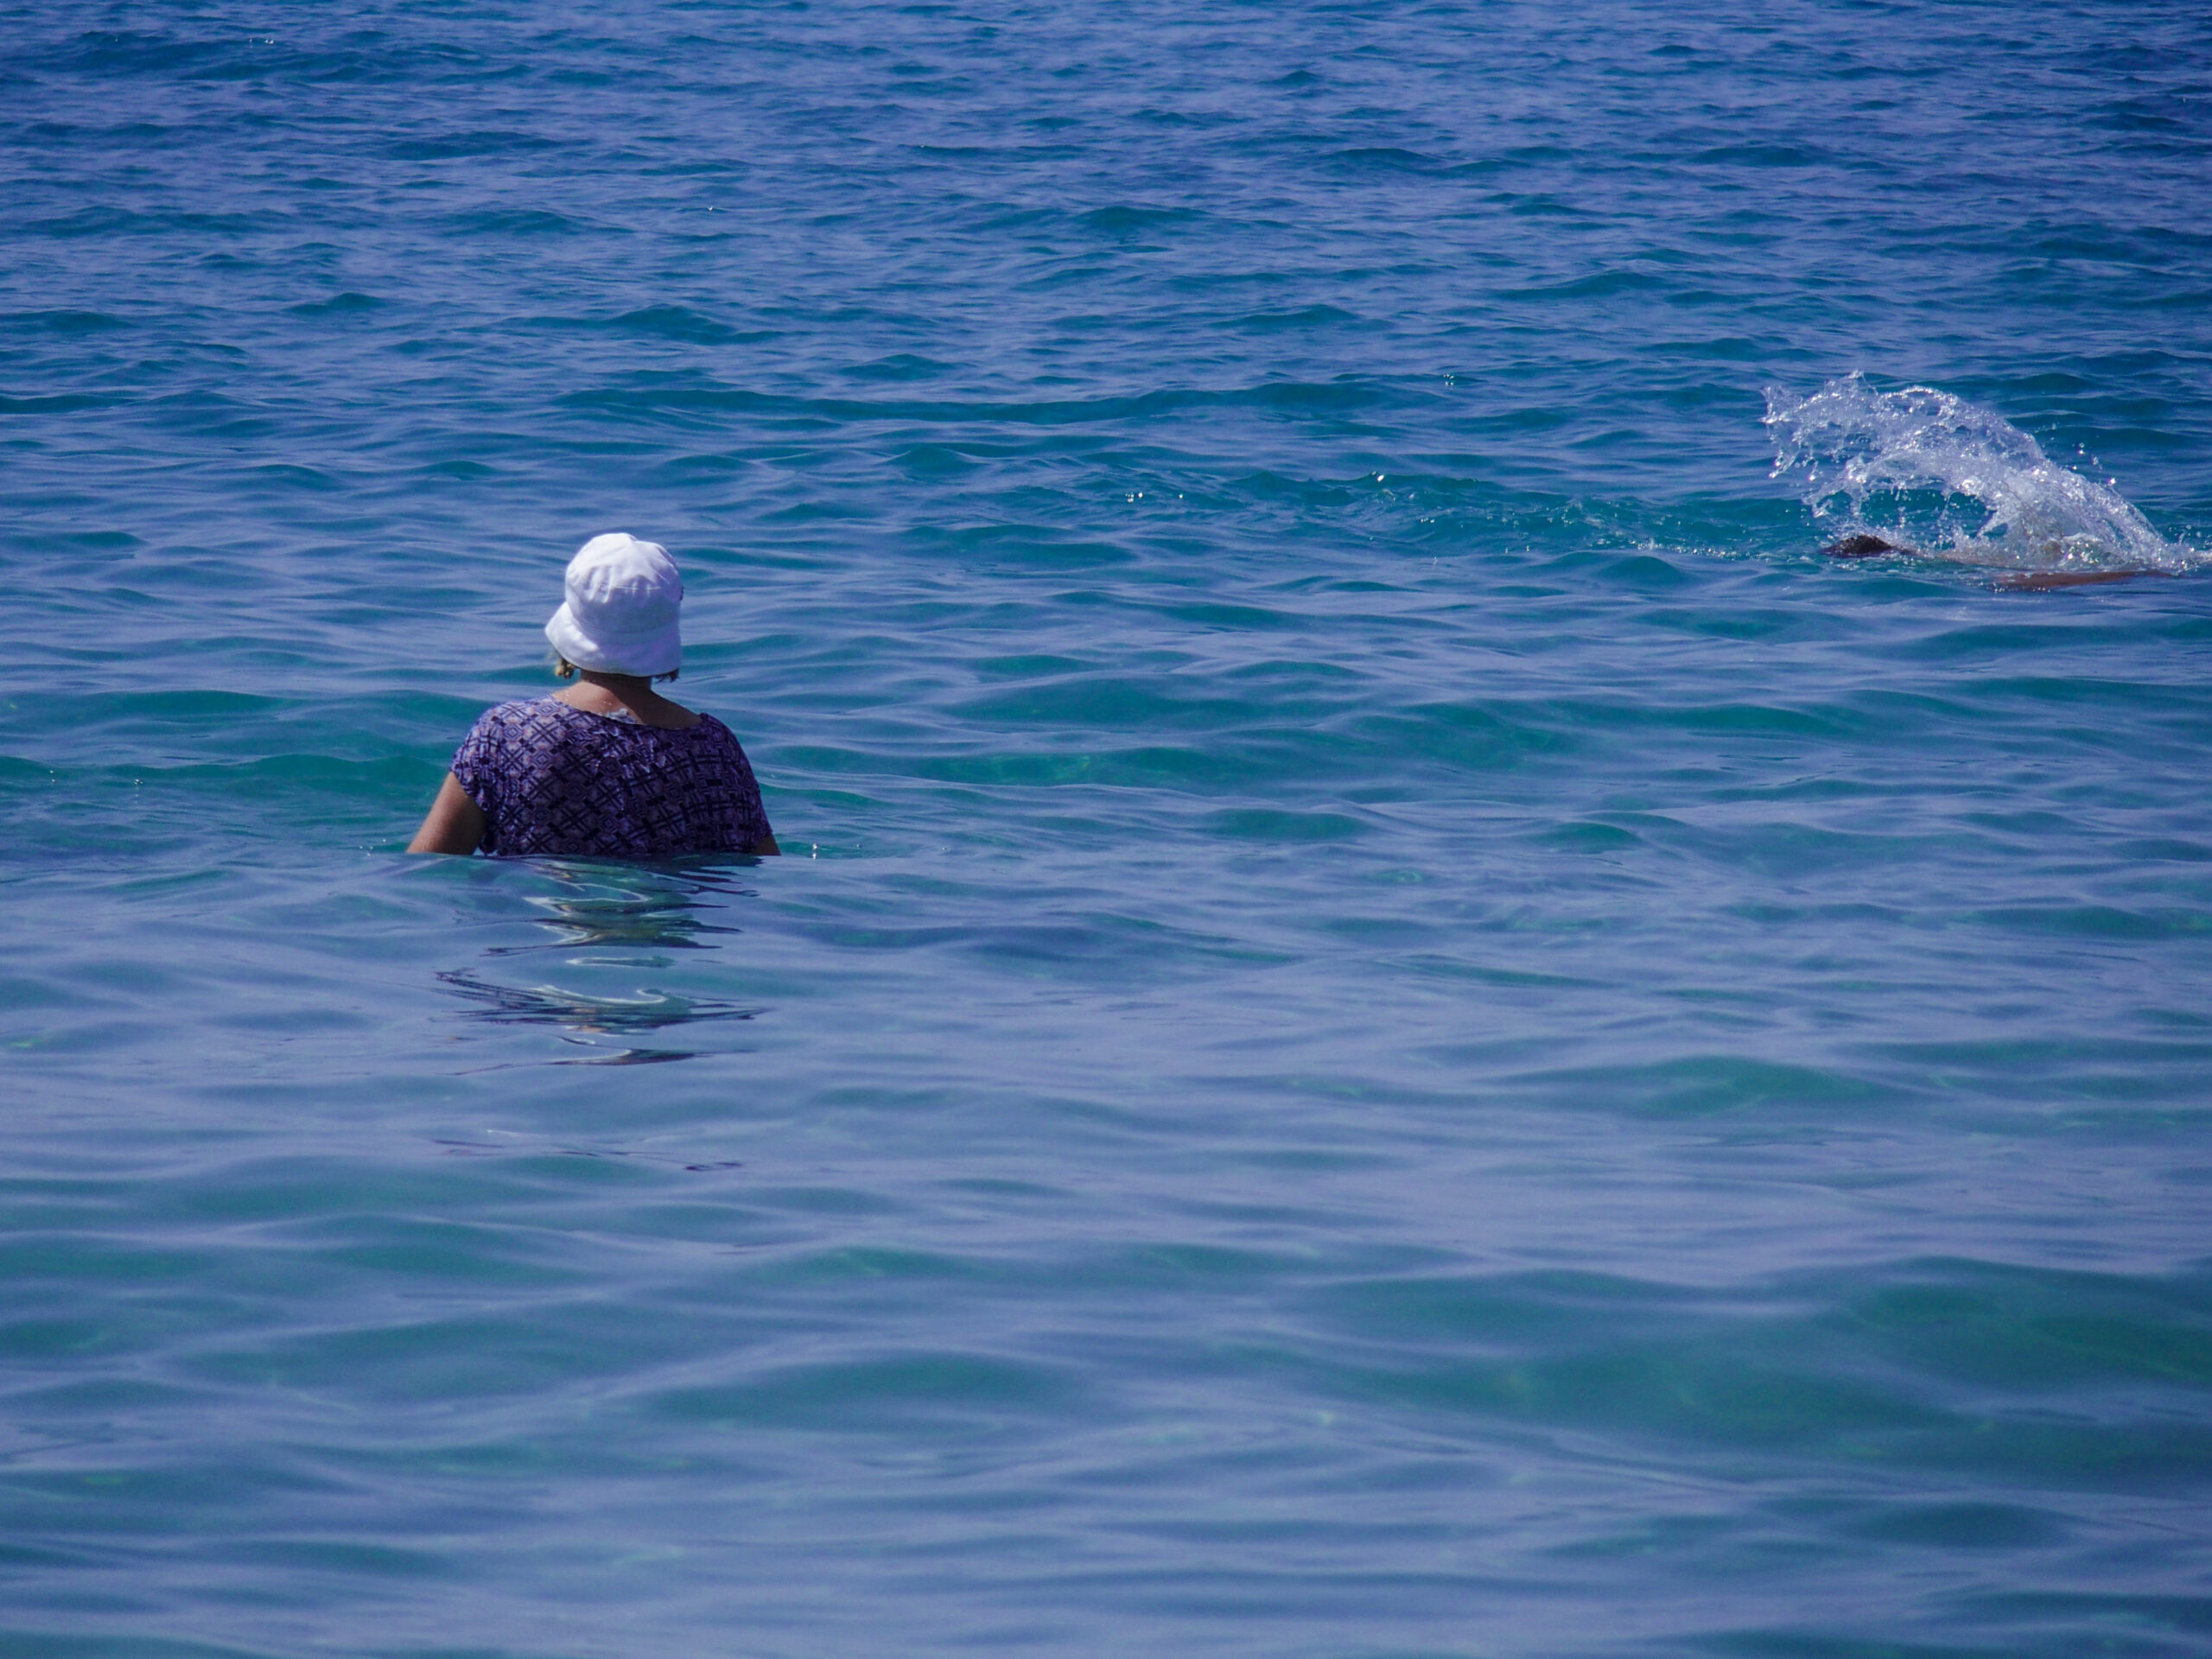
1764 373 2189 572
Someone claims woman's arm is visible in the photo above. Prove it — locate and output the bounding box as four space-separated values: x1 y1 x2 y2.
750 832 780 855
408 772 486 855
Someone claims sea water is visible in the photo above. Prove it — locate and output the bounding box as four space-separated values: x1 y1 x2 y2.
3 3 2210 1656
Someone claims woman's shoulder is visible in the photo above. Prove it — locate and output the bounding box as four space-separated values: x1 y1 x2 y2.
462 696 588 747
691 711 753 750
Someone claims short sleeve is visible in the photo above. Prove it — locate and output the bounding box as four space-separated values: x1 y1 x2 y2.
712 721 772 849
449 712 502 823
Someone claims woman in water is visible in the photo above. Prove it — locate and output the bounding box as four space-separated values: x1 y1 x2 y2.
409 533 779 858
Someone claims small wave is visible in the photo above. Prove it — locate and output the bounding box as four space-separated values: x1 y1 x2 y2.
455 207 589 236
287 292 381 316
1230 304 1358 333
1764 373 2190 572
0 391 113 414
387 130 558 162
3 308 134 334
1325 146 1442 175
841 354 957 383
609 303 741 343
1077 204 1202 236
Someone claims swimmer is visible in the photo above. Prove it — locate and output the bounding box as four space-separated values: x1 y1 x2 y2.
1817 533 2177 590
410 533 779 858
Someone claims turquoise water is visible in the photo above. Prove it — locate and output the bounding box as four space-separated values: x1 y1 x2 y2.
6 3 2212 1654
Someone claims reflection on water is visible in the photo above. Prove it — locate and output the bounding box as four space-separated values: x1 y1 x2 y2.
438 861 766 1065
483 861 760 956
436 971 760 1034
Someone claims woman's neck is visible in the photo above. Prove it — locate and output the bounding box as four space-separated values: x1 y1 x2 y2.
553 671 701 729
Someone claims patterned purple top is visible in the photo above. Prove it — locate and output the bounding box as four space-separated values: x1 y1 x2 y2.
451 698 773 859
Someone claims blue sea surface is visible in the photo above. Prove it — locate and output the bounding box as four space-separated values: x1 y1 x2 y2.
4 2 2211 1655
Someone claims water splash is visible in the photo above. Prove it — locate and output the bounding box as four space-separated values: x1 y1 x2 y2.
1764 374 2189 572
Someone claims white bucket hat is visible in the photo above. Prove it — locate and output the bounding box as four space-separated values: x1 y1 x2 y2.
544 532 683 677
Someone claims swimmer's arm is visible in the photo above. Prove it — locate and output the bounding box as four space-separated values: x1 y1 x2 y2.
1999 569 2174 591
408 773 486 855
749 831 781 856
